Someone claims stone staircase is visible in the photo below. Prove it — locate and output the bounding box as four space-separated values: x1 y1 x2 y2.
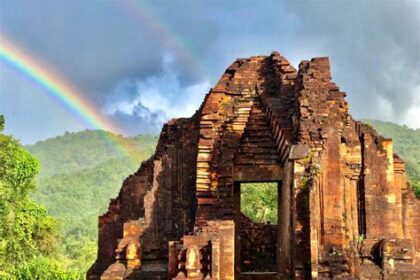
235 96 281 166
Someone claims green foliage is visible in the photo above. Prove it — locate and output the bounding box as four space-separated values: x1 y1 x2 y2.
0 134 39 197
0 115 4 132
0 198 58 266
26 130 157 273
240 182 278 224
60 236 96 271
363 120 420 197
0 120 62 277
8 256 83 280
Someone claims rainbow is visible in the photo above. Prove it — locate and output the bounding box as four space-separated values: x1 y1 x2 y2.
0 35 121 134
0 35 143 163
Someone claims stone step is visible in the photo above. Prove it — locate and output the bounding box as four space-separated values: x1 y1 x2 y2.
239 147 279 154
241 139 274 145
240 143 278 149
244 127 271 133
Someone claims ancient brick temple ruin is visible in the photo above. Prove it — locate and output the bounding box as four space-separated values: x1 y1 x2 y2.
88 52 420 280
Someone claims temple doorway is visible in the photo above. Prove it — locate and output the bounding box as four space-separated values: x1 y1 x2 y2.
234 181 280 275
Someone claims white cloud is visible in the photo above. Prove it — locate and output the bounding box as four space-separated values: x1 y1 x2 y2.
400 86 420 129
377 96 394 122
104 53 211 133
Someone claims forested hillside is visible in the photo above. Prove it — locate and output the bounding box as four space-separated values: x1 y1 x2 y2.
26 130 158 274
20 120 418 276
26 130 157 178
363 120 420 196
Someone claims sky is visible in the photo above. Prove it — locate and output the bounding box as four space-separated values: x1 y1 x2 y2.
0 0 419 144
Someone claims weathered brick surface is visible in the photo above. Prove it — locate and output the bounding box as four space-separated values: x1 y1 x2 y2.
88 52 420 280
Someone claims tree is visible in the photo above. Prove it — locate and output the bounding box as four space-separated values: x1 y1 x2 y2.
241 182 278 224
0 115 4 132
0 116 61 278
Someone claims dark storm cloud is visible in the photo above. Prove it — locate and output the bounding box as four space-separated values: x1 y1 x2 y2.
285 0 420 124
0 0 216 99
0 1 160 99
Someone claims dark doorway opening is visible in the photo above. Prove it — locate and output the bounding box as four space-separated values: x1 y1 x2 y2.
234 181 280 273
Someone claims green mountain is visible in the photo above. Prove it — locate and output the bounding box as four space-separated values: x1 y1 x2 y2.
362 120 420 196
26 130 157 178
26 130 158 272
